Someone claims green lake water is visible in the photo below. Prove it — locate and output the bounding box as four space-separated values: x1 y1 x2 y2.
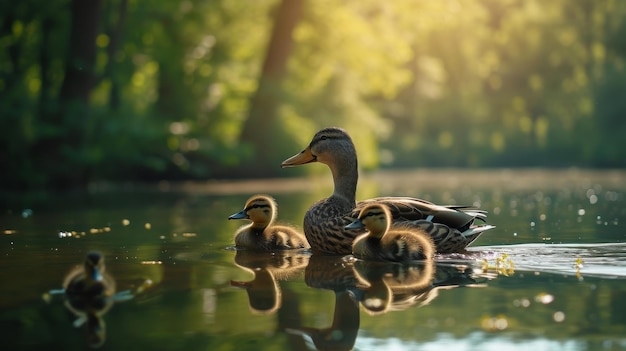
1 169 626 350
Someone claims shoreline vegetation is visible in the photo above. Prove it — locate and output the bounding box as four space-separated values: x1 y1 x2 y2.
2 1 626 197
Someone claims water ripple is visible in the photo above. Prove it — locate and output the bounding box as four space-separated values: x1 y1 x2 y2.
469 242 626 279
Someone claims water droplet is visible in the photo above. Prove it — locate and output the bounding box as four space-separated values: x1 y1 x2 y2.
553 311 566 322
481 315 509 331
513 298 530 307
534 293 554 304
21 209 33 218
530 221 536 227
513 232 518 237
539 214 546 221
577 209 586 216
122 219 130 226
589 194 598 204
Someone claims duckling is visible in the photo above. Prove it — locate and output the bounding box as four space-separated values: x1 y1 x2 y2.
228 195 309 250
58 252 117 334
63 251 116 301
346 204 435 261
281 127 495 254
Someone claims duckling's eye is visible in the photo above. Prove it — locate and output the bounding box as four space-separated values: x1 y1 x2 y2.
320 135 328 140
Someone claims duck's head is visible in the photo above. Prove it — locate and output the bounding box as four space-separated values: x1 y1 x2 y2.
345 204 391 239
228 195 277 228
84 252 105 282
281 127 356 168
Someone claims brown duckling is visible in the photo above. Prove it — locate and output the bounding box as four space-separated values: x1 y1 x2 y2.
346 203 435 261
63 251 116 301
229 195 309 250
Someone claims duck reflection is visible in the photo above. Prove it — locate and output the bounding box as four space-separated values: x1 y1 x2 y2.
283 255 496 350
287 290 360 351
286 255 360 351
46 252 133 349
230 250 309 314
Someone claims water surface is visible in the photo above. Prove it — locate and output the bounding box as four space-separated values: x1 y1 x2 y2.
2 169 626 350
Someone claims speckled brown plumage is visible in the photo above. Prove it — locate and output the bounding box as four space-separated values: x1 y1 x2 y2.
281 127 494 255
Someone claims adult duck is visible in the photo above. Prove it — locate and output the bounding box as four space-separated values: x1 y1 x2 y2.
346 203 435 261
281 127 494 254
229 194 310 250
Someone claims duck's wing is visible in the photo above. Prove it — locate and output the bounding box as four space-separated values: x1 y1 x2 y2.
354 197 485 232
405 219 494 252
444 205 488 222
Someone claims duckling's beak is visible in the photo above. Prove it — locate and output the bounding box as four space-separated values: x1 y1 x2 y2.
281 147 316 167
345 219 365 229
91 267 104 282
228 210 248 220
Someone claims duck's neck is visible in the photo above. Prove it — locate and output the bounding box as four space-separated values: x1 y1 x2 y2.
250 216 272 231
328 151 358 208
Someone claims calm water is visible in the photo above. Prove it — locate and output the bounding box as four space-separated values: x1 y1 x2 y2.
2 169 626 350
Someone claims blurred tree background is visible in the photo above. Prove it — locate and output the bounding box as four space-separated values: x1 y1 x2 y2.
2 0 625 196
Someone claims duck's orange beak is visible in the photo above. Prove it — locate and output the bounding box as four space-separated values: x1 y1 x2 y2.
281 147 316 168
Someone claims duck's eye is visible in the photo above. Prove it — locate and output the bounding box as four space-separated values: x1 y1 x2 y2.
320 135 328 140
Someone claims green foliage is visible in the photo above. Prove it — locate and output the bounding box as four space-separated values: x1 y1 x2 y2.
1 0 625 197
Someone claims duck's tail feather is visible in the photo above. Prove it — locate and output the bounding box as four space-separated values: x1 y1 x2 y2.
461 224 496 238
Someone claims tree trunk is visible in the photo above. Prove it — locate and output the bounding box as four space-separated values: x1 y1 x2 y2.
36 0 102 189
58 0 102 105
104 0 128 110
239 0 305 174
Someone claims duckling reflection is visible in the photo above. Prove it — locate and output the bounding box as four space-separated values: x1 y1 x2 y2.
85 313 106 348
352 260 436 315
286 255 360 351
431 261 492 288
230 250 309 314
46 252 133 349
228 194 310 250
